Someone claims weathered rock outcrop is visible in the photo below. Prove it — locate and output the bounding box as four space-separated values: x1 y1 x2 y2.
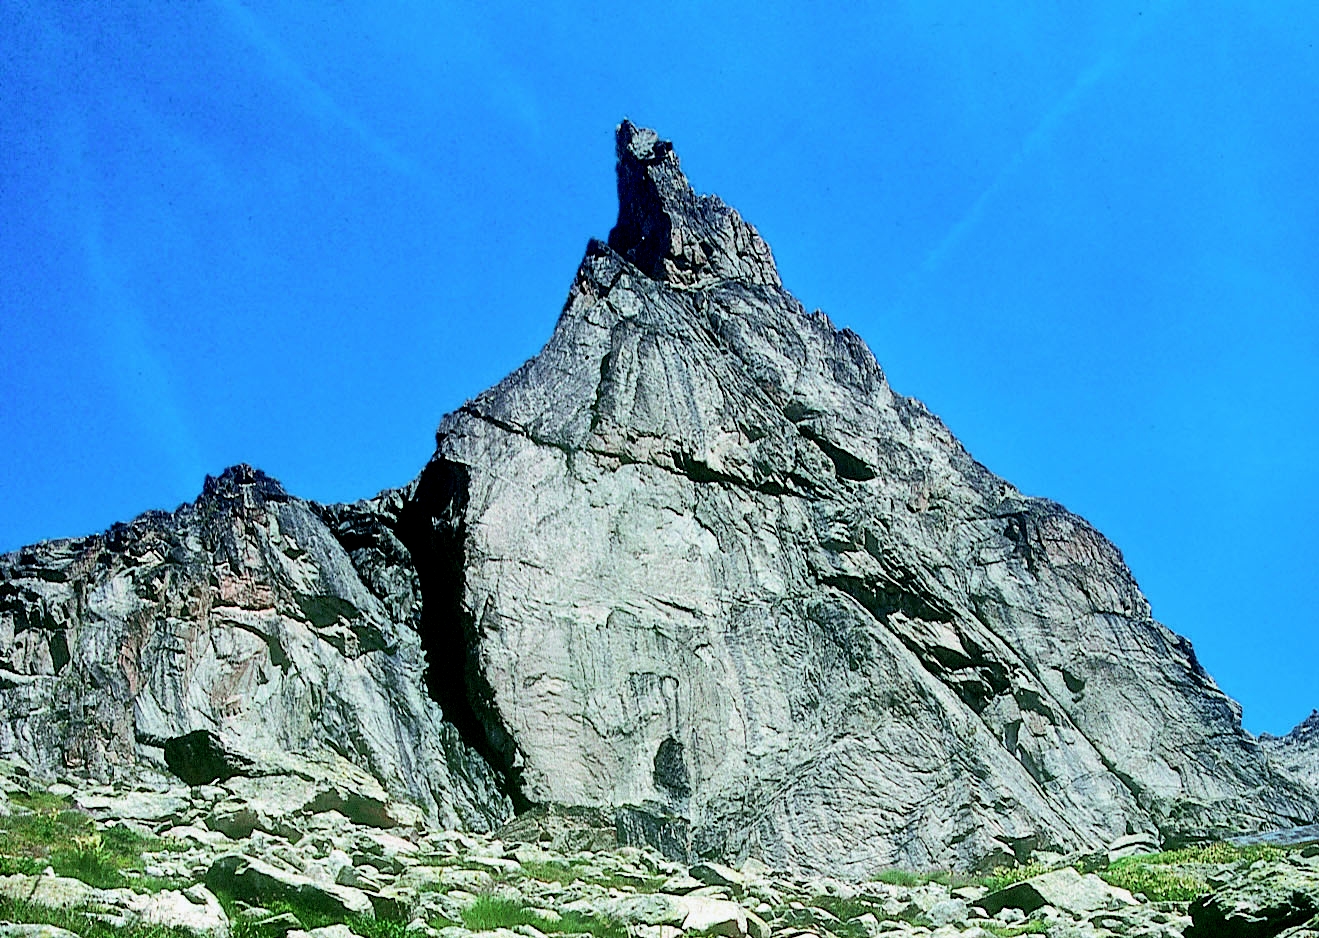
1187 850 1319 937
0 121 1312 876
0 464 508 830
1262 711 1319 794
410 121 1315 872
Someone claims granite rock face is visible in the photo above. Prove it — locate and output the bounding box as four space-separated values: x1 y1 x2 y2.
0 465 508 831
1262 711 1319 794
412 121 1315 873
1 121 1313 876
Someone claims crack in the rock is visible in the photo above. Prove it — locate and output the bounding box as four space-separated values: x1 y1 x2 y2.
395 458 532 813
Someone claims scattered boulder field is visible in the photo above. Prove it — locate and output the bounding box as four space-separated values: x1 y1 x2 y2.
0 758 1315 938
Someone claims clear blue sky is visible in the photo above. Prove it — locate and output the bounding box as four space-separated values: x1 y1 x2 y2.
2 2 1315 735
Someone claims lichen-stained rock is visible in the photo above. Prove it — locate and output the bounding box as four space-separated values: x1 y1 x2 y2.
413 121 1315 874
0 465 508 831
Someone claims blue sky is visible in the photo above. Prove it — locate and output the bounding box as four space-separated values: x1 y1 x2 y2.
2 1 1315 735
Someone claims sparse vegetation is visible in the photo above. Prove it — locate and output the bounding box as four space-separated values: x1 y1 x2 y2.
9 788 76 813
982 923 1049 937
1 778 1311 938
794 894 894 937
0 795 185 892
870 867 985 890
871 867 926 887
975 860 1055 892
0 895 197 938
462 893 627 938
1098 841 1294 902
518 856 572 880
215 892 414 938
1119 841 1288 867
507 857 665 892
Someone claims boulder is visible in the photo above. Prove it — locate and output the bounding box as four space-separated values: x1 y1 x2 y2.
676 895 767 938
205 853 374 920
926 898 969 926
134 884 230 937
562 894 683 926
0 874 228 937
1187 854 1319 937
689 862 745 895
1107 831 1160 862
163 731 260 787
975 867 1137 916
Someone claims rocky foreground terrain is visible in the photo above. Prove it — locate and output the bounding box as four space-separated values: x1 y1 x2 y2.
0 756 1316 938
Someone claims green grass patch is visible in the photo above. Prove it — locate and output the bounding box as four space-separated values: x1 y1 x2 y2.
520 857 581 885
982 923 1049 937
0 853 44 876
869 867 984 890
1119 841 1288 867
808 894 879 921
871 868 927 887
0 804 91 856
462 894 626 938
0 895 197 938
1097 841 1295 902
975 860 1055 893
217 892 414 938
797 895 892 938
1098 861 1208 903
0 807 184 892
9 789 75 813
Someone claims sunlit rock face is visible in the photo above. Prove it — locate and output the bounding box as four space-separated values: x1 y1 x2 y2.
1261 710 1319 795
413 121 1314 873
0 464 509 831
0 122 1312 877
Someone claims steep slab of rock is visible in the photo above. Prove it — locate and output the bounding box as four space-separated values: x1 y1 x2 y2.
0 465 508 830
411 120 1314 873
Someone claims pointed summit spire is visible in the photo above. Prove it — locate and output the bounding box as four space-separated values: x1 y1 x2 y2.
607 120 781 288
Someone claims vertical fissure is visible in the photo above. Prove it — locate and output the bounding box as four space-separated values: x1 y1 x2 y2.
396 457 531 812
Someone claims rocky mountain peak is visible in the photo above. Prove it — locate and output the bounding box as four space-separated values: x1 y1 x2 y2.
1263 710 1319 746
425 122 1316 873
1293 710 1319 740
1 121 1314 879
1260 709 1319 797
200 463 289 503
607 119 781 288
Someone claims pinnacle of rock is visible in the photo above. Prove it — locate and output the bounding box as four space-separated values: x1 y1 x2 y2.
607 119 781 288
0 121 1314 879
200 462 289 502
